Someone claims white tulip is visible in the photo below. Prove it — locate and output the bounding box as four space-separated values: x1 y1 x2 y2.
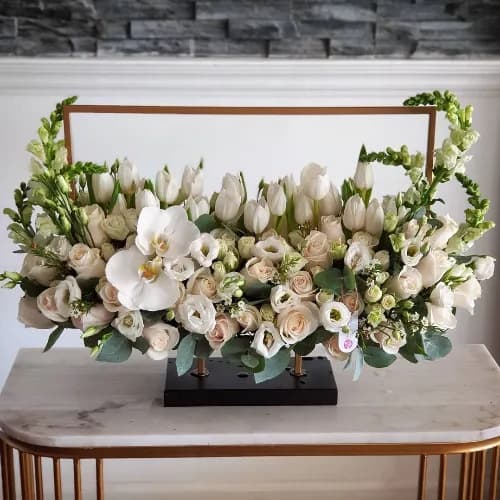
416 250 453 288
343 194 366 232
143 322 180 361
267 182 287 216
281 174 296 198
426 303 457 330
92 172 115 204
365 198 384 237
176 294 217 335
181 164 203 199
215 188 241 222
428 214 459 250
294 190 313 225
300 162 330 200
190 233 220 268
135 189 159 213
221 173 245 201
473 256 495 280
186 196 210 221
453 276 482 314
18 296 53 329
113 310 144 341
251 322 284 359
353 160 373 190
319 182 342 216
156 169 180 204
244 198 270 234
320 215 345 243
118 159 139 195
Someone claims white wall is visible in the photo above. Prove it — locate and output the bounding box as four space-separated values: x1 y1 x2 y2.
0 59 499 499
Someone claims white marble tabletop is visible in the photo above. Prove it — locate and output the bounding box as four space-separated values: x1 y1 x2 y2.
0 345 499 448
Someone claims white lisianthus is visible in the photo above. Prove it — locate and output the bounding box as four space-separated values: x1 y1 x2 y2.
426 303 457 330
47 236 72 261
386 266 423 299
277 302 319 345
102 214 129 241
206 312 239 350
186 196 210 221
112 310 144 341
97 277 122 312
164 257 195 282
251 322 285 358
187 268 218 300
190 233 220 267
135 206 200 260
92 172 114 204
353 160 373 190
473 256 495 280
343 194 366 232
320 215 345 243
319 183 342 216
37 276 81 322
143 322 180 361
156 169 180 204
365 198 384 237
344 241 373 273
244 257 276 284
118 159 139 195
294 190 314 224
267 182 287 216
73 304 114 333
416 250 454 288
428 214 459 250
84 204 110 248
234 303 262 332
401 240 423 267
20 253 58 286
289 271 316 300
135 189 160 213
216 188 241 222
254 236 286 262
319 300 351 332
176 294 217 335
300 162 330 200
453 276 482 314
18 296 53 329
373 250 390 271
244 198 270 234
181 164 203 199
106 245 180 311
270 285 300 313
370 324 407 355
69 243 106 279
430 282 454 308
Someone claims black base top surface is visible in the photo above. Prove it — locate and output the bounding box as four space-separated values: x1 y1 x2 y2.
164 356 338 407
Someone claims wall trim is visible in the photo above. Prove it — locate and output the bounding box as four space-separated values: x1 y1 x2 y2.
1 58 500 99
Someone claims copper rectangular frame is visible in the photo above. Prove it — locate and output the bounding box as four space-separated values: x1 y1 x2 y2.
63 105 437 182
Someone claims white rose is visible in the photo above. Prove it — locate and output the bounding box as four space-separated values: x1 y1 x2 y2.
365 198 384 237
270 285 301 313
135 189 160 214
473 256 495 280
300 162 330 200
18 296 53 329
428 214 459 250
37 276 81 322
73 304 114 332
319 183 342 216
186 268 218 300
156 169 180 204
320 300 351 332
92 172 114 204
254 236 287 262
206 312 239 350
303 230 332 269
102 214 129 241
69 243 106 279
426 303 457 330
294 190 313 224
97 277 122 312
373 250 390 271
416 250 453 288
344 241 373 273
112 309 144 341
289 271 315 300
176 294 217 335
244 198 270 234
277 302 319 345
343 194 366 232
251 322 285 358
353 160 373 189
47 236 72 261
118 159 139 195
244 257 276 284
266 182 287 216
430 282 454 308
190 233 220 267
181 164 203 199
387 266 423 299
84 204 110 248
234 304 262 332
143 322 180 361
453 276 482 314
320 215 345 243
20 253 58 286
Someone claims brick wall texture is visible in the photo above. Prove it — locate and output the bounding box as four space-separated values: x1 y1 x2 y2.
0 0 499 58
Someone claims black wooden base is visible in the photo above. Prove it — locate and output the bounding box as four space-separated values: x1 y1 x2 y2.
163 356 338 407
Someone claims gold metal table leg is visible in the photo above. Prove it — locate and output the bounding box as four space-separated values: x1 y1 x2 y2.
96 458 105 500
1 439 10 500
438 454 447 500
460 453 471 500
34 455 44 500
73 458 82 500
53 457 62 500
489 446 499 500
418 455 427 500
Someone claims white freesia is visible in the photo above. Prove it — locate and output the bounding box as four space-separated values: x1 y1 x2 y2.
416 250 453 288
112 310 144 341
73 304 114 333
106 245 180 311
267 182 287 216
135 189 160 213
186 196 210 220
430 282 454 308
254 236 286 262
143 322 180 361
18 296 53 329
244 198 270 234
92 172 114 204
344 241 373 273
118 159 139 195
190 233 220 267
365 198 384 237
270 284 300 313
353 160 373 190
300 162 330 200
387 266 423 299
473 256 495 280
97 277 122 312
156 169 180 204
294 190 313 224
102 214 129 241
69 243 106 279
181 164 203 199
277 302 319 345
426 303 457 330
20 253 58 286
206 312 239 350
428 214 459 249
401 240 423 267
176 294 217 335
37 276 81 322
164 257 195 281
216 188 241 222
320 301 351 332
84 204 110 248
320 215 345 243
453 276 482 314
135 206 200 260
319 183 342 216
251 322 284 358
343 194 366 232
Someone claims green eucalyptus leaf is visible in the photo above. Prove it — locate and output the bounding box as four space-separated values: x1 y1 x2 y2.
363 345 397 368
195 214 219 233
313 268 343 294
343 267 356 291
254 348 291 384
423 334 452 360
244 281 272 300
194 336 214 359
133 336 150 354
21 277 46 298
43 325 64 353
221 336 251 357
96 330 132 363
176 333 197 376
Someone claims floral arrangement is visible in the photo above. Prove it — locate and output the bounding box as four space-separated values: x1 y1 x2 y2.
1 91 495 383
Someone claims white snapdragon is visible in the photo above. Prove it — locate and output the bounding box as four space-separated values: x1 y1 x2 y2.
319 183 342 216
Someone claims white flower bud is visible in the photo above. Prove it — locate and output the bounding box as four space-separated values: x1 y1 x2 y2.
92 173 114 204
156 169 180 204
294 190 313 225
215 188 241 222
266 182 287 216
365 198 384 237
343 194 366 232
353 161 373 190
300 162 330 200
244 198 270 234
118 159 139 195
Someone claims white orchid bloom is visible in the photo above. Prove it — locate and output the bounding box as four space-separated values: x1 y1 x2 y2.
251 321 284 358
190 233 220 267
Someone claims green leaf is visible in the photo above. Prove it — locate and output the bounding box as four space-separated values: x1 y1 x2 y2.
96 330 132 363
343 267 357 291
313 268 343 294
194 336 213 359
107 180 121 213
133 336 150 354
176 333 197 376
293 327 332 356
244 281 272 300
422 334 452 360
195 214 219 233
221 336 251 357
254 348 291 384
20 277 46 298
241 351 263 371
363 345 397 368
43 325 64 353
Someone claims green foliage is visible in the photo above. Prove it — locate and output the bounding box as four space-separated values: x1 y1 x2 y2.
293 327 332 356
43 325 64 353
176 333 197 376
96 330 132 363
254 348 291 383
343 267 357 292
133 337 150 354
313 268 343 294
422 333 452 360
194 335 213 359
363 345 397 368
244 281 273 300
195 214 219 233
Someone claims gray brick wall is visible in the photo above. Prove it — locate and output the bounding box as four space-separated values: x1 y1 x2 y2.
0 0 499 58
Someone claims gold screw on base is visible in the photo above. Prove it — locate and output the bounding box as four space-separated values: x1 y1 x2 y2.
195 358 209 377
292 354 305 377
